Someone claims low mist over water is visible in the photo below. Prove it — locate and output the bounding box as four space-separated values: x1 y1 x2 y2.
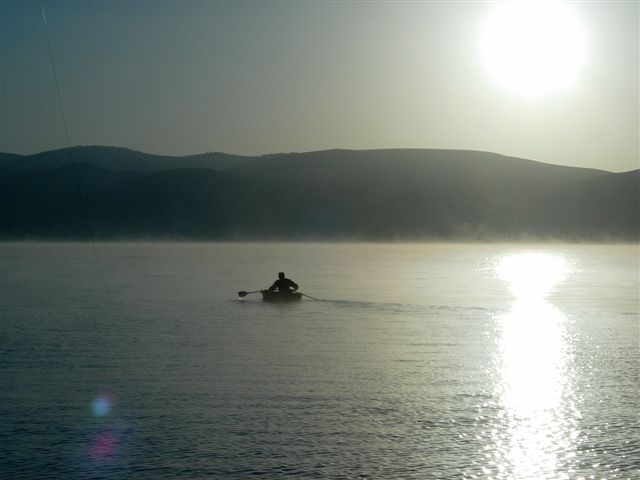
1 242 638 479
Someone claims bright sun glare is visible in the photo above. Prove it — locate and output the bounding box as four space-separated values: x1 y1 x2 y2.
495 252 568 300
481 1 585 97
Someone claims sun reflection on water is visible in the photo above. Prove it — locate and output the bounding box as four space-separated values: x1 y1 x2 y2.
495 252 568 301
490 252 580 479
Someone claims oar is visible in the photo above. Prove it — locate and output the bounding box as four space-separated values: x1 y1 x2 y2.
237 290 262 298
299 292 320 300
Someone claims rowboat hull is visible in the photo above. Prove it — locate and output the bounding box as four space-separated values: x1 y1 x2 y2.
261 291 302 302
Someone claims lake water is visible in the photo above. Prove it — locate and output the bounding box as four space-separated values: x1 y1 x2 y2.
1 242 638 479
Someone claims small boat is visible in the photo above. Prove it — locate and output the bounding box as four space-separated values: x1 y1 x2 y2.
261 290 302 302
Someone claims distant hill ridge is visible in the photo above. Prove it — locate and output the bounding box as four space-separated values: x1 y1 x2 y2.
1 146 637 240
0 145 249 172
0 145 622 174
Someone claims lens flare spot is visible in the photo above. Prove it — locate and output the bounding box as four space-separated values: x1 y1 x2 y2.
91 394 112 417
91 431 118 462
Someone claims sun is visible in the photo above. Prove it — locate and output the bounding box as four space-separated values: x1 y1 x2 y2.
481 1 585 97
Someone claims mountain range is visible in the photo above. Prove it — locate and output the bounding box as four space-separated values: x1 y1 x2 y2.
1 146 638 240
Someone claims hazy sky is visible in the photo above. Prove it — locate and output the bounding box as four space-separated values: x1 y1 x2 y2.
1 1 638 171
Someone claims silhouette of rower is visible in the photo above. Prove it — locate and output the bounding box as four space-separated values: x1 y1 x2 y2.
268 272 299 293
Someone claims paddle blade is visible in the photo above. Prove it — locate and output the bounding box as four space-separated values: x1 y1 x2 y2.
238 291 248 297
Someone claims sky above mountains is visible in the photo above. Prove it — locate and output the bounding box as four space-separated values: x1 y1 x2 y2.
1 1 637 171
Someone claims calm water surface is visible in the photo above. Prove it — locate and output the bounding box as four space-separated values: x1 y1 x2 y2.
1 243 638 479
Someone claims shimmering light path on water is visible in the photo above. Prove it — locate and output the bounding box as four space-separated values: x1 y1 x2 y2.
489 253 577 479
1 243 638 479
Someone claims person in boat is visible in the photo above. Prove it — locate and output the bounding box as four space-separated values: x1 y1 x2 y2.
268 272 299 294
